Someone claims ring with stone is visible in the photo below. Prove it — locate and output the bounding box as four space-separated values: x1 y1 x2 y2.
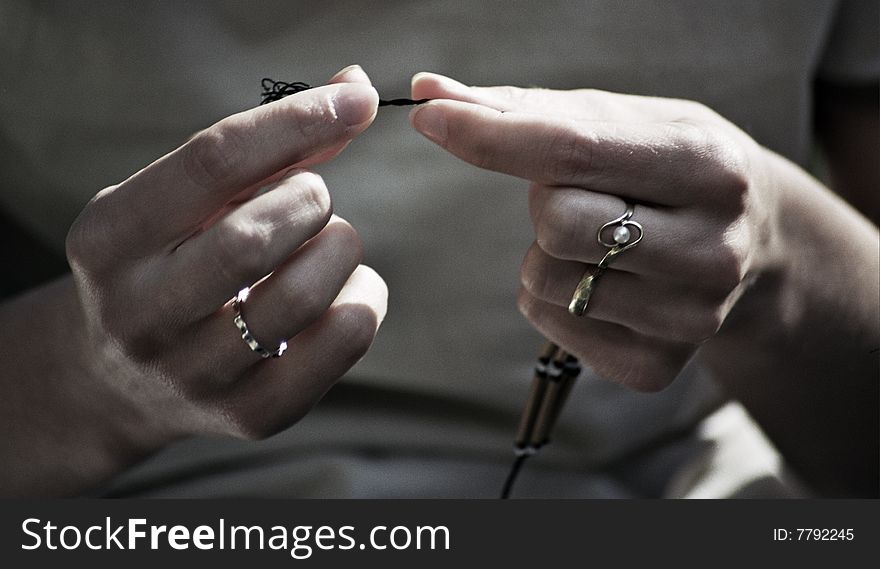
568 203 643 317
597 203 643 251
232 286 288 358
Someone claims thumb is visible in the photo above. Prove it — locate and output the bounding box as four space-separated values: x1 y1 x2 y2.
294 65 376 168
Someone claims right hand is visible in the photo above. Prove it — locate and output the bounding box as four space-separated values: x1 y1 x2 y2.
65 65 388 441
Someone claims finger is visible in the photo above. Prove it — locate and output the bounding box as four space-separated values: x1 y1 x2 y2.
517 288 696 392
183 216 365 375
527 184 716 275
290 65 376 166
96 81 378 255
412 72 543 113
409 98 733 205
412 72 707 123
209 264 388 439
520 242 727 344
158 169 334 320
199 60 371 196
411 72 635 121
278 66 374 169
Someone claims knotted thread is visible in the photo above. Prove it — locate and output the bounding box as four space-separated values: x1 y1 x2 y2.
260 78 430 107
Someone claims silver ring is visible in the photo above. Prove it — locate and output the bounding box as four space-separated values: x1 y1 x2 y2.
597 203 642 251
232 287 288 358
568 202 643 316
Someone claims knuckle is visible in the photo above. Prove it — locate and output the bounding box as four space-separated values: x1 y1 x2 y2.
547 126 597 183
326 218 363 253
287 96 335 141
695 307 726 341
573 87 602 103
65 187 116 270
319 219 364 268
237 419 282 441
107 320 165 370
181 124 246 191
65 213 93 268
235 425 275 442
208 389 290 442
673 120 751 207
334 307 379 365
496 85 529 102
222 406 278 441
169 374 212 408
679 99 715 119
293 171 333 224
304 191 333 228
672 306 725 344
516 287 544 325
666 119 711 154
711 240 749 292
534 194 580 259
213 220 272 282
520 253 551 301
706 134 751 206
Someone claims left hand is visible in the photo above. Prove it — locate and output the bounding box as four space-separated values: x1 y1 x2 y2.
409 72 784 391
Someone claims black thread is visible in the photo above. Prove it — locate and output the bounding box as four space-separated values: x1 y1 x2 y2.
500 453 530 499
501 344 582 499
260 78 311 104
378 97 431 107
260 78 430 107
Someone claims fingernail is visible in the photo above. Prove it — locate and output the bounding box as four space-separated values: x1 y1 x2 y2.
333 84 378 126
411 72 468 94
411 105 447 144
411 71 432 89
335 64 362 76
330 64 370 84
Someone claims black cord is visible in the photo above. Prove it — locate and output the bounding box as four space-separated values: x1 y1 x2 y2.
260 78 429 107
378 97 431 107
501 344 582 499
500 452 531 499
260 78 311 104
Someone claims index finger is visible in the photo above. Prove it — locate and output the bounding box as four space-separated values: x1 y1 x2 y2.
409 99 714 206
99 82 378 253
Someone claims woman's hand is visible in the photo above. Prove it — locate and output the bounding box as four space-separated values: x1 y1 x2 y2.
409 72 780 391
0 65 389 494
409 73 880 495
66 65 388 441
